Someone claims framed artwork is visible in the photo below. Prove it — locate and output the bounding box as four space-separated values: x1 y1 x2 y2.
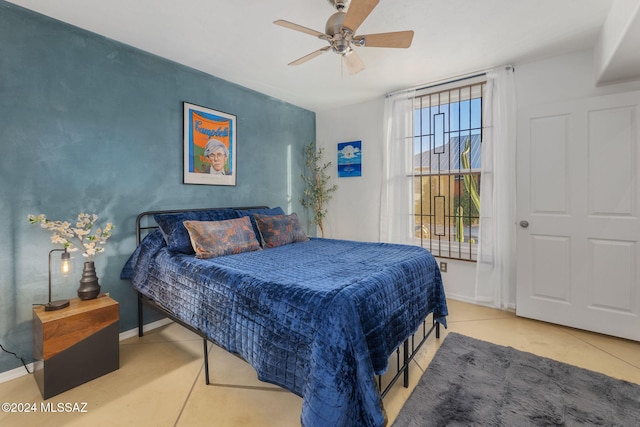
337 140 362 177
183 102 237 186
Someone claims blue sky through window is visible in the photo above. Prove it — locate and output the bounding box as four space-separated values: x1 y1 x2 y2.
413 97 482 154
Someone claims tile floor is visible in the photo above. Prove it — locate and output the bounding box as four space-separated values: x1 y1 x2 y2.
1 299 639 426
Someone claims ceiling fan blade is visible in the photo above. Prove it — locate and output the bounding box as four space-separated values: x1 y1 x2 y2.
343 49 366 75
354 30 414 48
289 46 331 66
343 0 379 33
274 19 326 39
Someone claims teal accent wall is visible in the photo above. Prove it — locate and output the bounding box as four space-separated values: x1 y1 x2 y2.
0 2 315 374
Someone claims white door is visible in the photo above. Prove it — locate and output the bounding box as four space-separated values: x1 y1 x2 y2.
516 91 640 341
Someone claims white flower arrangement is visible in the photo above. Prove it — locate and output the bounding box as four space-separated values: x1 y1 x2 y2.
28 213 114 261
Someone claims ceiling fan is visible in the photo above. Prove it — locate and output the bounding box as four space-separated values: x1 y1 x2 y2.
274 0 414 75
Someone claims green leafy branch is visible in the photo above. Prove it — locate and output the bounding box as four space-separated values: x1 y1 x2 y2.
300 142 338 237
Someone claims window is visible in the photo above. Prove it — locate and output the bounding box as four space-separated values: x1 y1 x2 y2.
412 81 485 261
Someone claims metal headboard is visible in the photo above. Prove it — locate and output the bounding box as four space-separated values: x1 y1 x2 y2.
135 206 270 245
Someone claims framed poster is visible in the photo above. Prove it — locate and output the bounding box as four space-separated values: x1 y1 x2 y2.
183 102 236 185
337 140 362 177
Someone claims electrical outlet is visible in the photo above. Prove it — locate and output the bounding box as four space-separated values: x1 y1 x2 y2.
440 262 447 273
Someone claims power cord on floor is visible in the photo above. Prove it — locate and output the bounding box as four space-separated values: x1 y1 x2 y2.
0 343 32 374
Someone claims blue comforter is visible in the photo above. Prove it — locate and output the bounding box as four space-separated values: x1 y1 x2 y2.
121 231 447 426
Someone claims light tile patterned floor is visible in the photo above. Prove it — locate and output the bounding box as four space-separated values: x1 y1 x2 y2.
1 299 639 426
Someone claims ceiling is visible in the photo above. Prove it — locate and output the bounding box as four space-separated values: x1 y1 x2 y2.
7 0 622 112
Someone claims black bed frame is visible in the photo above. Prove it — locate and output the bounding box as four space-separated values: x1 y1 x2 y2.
133 206 441 398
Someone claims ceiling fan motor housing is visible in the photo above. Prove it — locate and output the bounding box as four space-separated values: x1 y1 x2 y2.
326 12 352 54
325 11 346 35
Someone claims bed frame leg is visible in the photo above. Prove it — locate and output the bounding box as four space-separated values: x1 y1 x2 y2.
403 340 410 388
203 337 210 385
137 292 144 337
436 321 440 339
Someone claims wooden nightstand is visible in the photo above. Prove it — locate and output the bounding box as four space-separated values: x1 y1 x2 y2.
33 294 119 399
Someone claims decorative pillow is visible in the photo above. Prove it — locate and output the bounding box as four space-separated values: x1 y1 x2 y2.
254 212 309 248
235 207 285 243
183 216 261 259
155 208 239 254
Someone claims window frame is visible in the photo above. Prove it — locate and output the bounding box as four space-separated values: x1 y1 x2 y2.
409 78 486 262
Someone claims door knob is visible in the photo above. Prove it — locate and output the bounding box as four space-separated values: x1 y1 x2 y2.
519 220 529 228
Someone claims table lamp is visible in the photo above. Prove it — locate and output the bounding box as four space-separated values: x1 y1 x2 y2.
45 248 71 311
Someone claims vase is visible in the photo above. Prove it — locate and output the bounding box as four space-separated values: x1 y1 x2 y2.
77 261 101 300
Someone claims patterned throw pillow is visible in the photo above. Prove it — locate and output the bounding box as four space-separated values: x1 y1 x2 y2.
183 216 261 259
254 213 309 248
235 207 285 243
155 209 239 254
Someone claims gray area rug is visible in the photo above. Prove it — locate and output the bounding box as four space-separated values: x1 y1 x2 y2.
393 332 640 426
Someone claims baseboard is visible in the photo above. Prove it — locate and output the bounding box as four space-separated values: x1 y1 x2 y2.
446 294 516 313
0 318 174 384
0 362 35 384
444 293 478 305
118 318 174 340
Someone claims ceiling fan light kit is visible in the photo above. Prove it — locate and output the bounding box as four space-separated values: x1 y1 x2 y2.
275 0 414 75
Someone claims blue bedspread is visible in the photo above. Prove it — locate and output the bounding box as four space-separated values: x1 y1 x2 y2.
121 231 447 427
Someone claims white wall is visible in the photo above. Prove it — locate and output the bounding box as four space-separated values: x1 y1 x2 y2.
316 99 384 242
516 49 640 109
316 48 640 306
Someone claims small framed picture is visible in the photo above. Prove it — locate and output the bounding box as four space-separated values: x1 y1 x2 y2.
338 140 362 177
183 102 237 186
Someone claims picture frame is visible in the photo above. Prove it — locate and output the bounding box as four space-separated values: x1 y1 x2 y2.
337 140 362 177
183 102 237 186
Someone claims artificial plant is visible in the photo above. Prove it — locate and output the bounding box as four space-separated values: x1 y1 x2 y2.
300 142 338 237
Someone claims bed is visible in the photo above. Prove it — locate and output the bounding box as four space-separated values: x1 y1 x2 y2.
120 206 448 427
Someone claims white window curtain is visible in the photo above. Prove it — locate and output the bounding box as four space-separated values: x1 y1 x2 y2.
380 90 415 244
474 66 517 309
